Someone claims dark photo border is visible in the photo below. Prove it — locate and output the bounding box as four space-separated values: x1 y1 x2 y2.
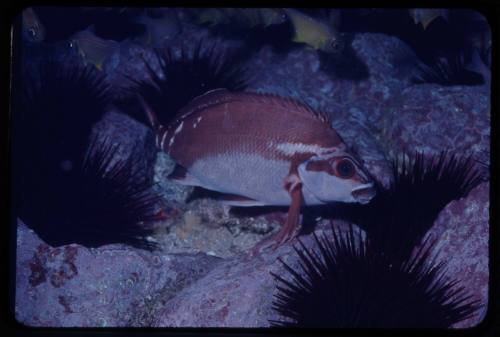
2 1 498 336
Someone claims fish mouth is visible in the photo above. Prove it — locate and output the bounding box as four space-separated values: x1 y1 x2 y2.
351 183 376 204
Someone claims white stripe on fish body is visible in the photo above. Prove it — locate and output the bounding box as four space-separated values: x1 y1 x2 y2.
157 121 190 152
168 134 176 148
187 152 324 206
159 128 169 150
155 125 165 148
192 116 203 129
174 121 184 134
273 142 341 157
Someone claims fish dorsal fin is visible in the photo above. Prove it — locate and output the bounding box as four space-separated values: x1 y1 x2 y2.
173 88 332 126
175 88 233 121
242 91 332 125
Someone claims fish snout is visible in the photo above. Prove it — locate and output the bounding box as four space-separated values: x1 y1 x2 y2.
351 183 376 204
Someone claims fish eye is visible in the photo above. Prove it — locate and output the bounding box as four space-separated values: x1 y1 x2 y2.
336 158 355 179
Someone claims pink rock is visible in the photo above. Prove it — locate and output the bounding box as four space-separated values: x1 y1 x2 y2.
427 182 489 328
15 220 222 327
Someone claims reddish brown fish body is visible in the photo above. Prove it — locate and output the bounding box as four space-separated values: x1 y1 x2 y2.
157 89 342 185
146 88 375 252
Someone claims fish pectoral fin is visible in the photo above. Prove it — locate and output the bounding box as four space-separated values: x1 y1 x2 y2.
168 164 203 186
292 35 317 50
248 176 303 256
291 34 301 43
216 193 267 207
274 175 303 245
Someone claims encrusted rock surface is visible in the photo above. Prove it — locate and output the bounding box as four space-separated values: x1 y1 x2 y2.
91 109 157 180
15 220 223 327
427 182 490 328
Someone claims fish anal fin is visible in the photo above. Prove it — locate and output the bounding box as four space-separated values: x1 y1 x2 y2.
217 193 267 207
168 164 203 186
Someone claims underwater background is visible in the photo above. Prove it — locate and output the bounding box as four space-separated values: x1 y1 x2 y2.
12 8 490 328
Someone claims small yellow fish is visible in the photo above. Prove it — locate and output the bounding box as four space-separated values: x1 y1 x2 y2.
134 9 181 46
283 8 343 54
69 28 120 70
22 7 45 42
408 9 449 30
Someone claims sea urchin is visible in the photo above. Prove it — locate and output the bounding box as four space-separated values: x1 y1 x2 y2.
270 225 480 328
116 39 250 126
336 151 484 263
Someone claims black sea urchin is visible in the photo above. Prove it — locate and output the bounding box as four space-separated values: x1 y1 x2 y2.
13 58 110 225
16 135 162 250
474 149 490 180
412 54 484 86
13 58 161 250
16 58 110 167
115 40 250 126
270 225 480 328
337 151 483 263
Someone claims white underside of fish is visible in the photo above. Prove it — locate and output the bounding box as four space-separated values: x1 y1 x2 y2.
174 153 324 207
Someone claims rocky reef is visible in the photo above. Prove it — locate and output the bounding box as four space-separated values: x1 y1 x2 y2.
14 10 490 329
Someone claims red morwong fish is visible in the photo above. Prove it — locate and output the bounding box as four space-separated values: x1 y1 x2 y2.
141 88 376 251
